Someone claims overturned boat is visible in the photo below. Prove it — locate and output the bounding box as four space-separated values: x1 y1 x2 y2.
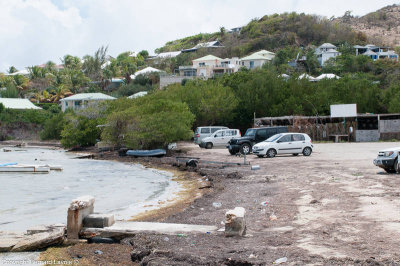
126 149 166 157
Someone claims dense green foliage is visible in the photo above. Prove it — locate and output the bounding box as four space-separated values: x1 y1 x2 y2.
102 97 195 149
60 115 100 148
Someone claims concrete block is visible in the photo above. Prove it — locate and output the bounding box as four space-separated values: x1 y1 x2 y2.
67 195 95 240
225 207 246 237
83 214 115 228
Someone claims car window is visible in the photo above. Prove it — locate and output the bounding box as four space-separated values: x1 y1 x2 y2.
292 134 305 141
201 128 210 133
278 135 292 142
266 128 277 136
215 131 224 137
211 128 220 133
265 134 282 142
256 129 267 138
245 129 256 136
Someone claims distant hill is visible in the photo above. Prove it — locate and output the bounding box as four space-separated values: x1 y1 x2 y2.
155 12 366 58
335 4 400 46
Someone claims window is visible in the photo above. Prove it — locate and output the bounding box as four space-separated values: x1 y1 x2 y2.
226 130 236 136
250 61 254 69
256 129 267 138
278 135 291 142
199 62 205 67
211 128 221 133
292 134 305 141
201 128 210 133
215 131 224 137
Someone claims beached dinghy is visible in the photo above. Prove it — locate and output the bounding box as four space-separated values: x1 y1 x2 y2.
0 163 50 173
126 149 166 157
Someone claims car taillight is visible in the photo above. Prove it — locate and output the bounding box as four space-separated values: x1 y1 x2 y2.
239 130 241 136
196 134 200 138
310 139 312 143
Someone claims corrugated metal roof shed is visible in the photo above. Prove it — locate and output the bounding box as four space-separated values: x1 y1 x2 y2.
0 98 42 109
60 93 116 102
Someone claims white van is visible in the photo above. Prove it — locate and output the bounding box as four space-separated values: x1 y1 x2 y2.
199 129 241 149
194 126 228 144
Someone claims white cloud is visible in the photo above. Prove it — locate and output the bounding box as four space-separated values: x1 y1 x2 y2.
0 0 397 72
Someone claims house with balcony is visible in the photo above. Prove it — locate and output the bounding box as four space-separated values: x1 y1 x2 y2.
354 44 399 61
60 93 116 112
187 55 240 77
240 50 275 69
315 43 340 66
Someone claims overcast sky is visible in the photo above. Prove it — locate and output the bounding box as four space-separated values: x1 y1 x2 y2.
0 0 398 72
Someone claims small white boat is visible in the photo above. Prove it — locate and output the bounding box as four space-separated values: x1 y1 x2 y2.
0 164 50 173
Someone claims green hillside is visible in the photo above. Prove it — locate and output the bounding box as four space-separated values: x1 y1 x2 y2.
155 12 367 57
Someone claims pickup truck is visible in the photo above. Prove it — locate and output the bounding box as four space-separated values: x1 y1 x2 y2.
373 147 400 173
227 126 288 155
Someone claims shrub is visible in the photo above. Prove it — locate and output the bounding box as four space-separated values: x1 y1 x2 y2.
60 114 101 148
40 112 65 140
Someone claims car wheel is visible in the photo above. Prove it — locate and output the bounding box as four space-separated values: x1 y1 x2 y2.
384 168 396 174
292 153 299 156
229 150 236 155
205 142 213 149
302 147 312 156
240 143 251 154
266 149 276 158
395 158 400 173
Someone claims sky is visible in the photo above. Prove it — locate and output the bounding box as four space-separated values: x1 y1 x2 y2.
0 0 398 72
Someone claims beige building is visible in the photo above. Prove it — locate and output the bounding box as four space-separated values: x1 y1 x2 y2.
240 50 275 69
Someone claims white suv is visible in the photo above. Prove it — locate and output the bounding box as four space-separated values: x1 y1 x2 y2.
200 129 241 149
252 133 313 158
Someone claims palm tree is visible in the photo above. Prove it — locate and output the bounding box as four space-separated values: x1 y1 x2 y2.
82 46 108 82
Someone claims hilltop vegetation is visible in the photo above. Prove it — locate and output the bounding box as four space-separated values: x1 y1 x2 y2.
336 4 400 46
156 12 367 56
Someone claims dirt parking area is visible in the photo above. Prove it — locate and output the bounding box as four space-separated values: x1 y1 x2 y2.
40 142 400 265
160 142 400 264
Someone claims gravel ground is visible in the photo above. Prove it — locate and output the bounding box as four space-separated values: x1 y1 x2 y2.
43 142 400 265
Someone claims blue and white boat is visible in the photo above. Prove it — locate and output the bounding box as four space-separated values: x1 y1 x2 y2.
126 149 166 157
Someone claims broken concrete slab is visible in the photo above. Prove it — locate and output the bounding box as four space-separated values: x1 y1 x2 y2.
0 232 24 252
225 207 246 237
67 195 95 240
83 213 115 228
81 221 217 240
11 226 65 252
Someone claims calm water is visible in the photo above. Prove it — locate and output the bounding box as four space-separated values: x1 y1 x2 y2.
0 146 181 231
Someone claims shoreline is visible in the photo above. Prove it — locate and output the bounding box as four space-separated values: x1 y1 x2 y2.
0 142 207 227
6 141 400 264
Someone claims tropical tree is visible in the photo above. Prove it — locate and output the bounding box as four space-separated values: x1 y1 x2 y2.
82 46 108 82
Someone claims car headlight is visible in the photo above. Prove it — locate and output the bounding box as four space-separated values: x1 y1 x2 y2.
384 151 394 157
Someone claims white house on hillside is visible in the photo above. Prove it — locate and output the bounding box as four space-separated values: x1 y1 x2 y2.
240 50 275 69
315 43 340 66
354 44 399 61
60 93 116 112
